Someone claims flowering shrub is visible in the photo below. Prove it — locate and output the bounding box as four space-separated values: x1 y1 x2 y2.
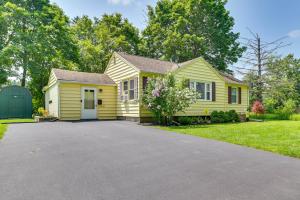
251 101 265 114
37 107 49 117
142 73 198 125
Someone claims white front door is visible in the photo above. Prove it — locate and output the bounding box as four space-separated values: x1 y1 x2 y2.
81 87 97 119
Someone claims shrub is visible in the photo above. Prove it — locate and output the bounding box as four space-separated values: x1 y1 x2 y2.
211 110 240 123
290 114 300 121
37 107 49 117
142 73 198 125
264 98 276 113
177 116 196 125
211 111 224 123
227 110 240 122
275 99 296 120
251 101 265 114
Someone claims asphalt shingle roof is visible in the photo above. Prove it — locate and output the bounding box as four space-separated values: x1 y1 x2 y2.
52 68 115 85
117 52 245 84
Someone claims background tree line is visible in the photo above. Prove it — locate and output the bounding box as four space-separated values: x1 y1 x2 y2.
0 0 299 112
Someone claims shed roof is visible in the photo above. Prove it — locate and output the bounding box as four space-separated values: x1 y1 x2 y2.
52 68 115 85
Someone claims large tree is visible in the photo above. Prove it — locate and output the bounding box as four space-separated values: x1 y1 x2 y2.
0 0 79 109
264 55 300 107
140 0 245 71
71 13 140 73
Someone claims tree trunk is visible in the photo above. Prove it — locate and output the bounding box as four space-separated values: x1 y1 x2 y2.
21 66 27 87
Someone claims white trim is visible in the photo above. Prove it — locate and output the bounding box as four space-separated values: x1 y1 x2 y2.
230 87 238 104
121 76 139 102
57 80 116 86
81 87 97 119
189 80 212 101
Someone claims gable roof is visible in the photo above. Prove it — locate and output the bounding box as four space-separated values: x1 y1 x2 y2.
219 72 245 85
117 52 176 74
52 68 115 85
116 52 245 85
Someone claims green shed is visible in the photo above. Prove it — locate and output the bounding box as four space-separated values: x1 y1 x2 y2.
0 85 32 119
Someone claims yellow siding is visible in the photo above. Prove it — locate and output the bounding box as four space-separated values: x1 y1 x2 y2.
174 58 226 116
60 83 81 120
48 70 57 87
59 83 117 120
97 85 117 120
225 84 249 114
139 72 162 117
105 54 140 117
45 83 59 117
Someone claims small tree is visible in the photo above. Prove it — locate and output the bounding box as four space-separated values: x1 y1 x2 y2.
251 101 265 115
142 74 197 125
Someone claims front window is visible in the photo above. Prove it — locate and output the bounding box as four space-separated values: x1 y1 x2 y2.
231 87 237 104
190 81 211 100
122 77 138 101
129 79 135 100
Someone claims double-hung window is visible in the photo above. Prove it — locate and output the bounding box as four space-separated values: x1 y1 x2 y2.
190 81 212 101
121 77 138 101
129 79 135 100
231 87 237 104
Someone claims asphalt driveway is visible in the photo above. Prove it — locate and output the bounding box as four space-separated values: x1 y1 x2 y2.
0 121 300 200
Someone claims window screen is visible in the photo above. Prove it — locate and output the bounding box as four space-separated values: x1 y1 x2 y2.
84 89 95 109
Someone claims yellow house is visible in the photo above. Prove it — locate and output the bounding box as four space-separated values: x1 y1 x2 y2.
44 52 249 122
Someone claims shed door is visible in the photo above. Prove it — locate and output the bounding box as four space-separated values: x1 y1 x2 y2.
9 95 26 118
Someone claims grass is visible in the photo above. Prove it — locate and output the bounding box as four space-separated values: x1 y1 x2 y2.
290 114 300 121
0 118 34 140
249 113 300 121
0 124 7 139
0 118 35 124
159 121 300 158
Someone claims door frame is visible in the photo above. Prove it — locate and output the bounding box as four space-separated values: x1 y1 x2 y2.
81 87 97 119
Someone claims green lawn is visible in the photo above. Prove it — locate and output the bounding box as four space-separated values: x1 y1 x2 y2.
159 121 300 158
0 119 34 140
0 118 35 124
0 124 7 139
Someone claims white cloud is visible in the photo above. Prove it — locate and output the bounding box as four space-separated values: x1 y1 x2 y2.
107 0 135 6
288 29 300 38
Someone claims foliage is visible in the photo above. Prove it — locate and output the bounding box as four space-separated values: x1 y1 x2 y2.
142 73 197 125
274 99 296 120
71 13 140 73
177 116 201 125
140 0 245 71
249 113 286 121
265 55 300 107
0 119 34 124
251 101 265 114
160 121 300 158
243 71 262 105
37 107 49 117
0 124 7 139
263 98 276 113
290 114 300 121
0 0 80 110
244 54 300 107
211 110 240 123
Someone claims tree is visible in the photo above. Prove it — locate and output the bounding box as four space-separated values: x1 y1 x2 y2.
142 74 197 125
264 55 300 107
0 0 80 109
140 0 245 71
71 13 140 73
238 30 290 102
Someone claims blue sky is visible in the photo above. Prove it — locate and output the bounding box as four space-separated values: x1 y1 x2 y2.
51 0 300 63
